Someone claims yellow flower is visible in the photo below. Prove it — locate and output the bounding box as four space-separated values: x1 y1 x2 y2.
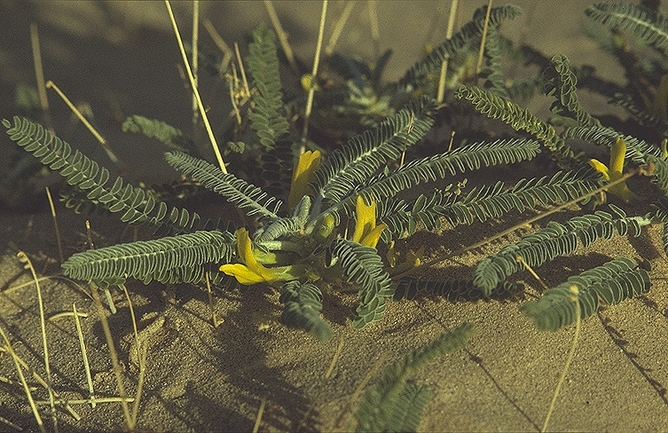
351 195 386 248
220 228 306 285
589 137 638 203
288 150 321 210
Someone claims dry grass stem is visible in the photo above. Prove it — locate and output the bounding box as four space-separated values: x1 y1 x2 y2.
475 0 493 78
542 285 581 432
17 251 58 432
45 187 64 264
264 0 297 71
90 282 133 429
203 19 233 72
437 0 458 103
191 0 200 129
30 22 52 131
46 80 120 165
73 303 96 408
0 325 45 433
325 1 355 56
252 397 266 433
301 0 329 149
165 0 227 174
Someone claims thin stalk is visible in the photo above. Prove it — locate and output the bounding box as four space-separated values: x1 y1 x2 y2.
72 304 96 408
165 0 228 173
30 22 53 132
437 0 458 103
541 285 581 432
234 42 251 99
90 282 133 428
0 325 45 433
264 0 297 71
325 1 355 56
17 251 57 432
475 0 493 79
45 187 64 264
46 80 120 165
252 398 266 433
203 19 233 72
301 0 329 151
191 0 200 129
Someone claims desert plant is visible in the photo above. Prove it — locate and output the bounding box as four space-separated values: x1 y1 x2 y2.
6 3 666 347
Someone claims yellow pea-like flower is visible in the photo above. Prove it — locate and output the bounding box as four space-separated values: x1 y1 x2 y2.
351 195 386 248
220 228 307 285
588 137 638 203
288 150 321 211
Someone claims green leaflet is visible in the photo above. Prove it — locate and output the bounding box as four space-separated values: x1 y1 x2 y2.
455 85 578 164
586 2 668 56
521 257 650 331
313 96 438 204
279 281 333 341
247 25 290 150
397 4 522 90
326 239 393 328
474 206 651 295
122 115 194 153
62 230 235 285
3 116 201 232
353 322 474 432
165 151 282 220
544 54 602 128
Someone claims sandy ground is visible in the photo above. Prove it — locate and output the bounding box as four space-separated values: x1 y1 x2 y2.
2 1 668 432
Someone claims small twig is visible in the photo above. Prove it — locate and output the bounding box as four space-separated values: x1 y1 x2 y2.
73 304 96 408
46 80 121 165
516 255 549 291
252 397 266 433
0 325 45 433
234 42 251 99
191 0 200 129
17 252 58 432
90 282 133 429
325 336 344 380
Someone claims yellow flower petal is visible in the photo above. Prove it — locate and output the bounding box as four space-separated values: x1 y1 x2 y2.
589 158 610 181
229 228 279 283
288 150 321 210
219 263 267 285
609 137 626 177
360 223 386 248
352 195 376 244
